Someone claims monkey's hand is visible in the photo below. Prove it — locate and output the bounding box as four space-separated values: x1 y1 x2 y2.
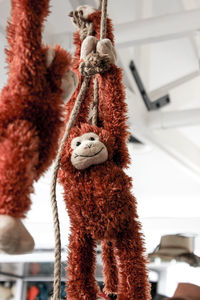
69 5 97 29
97 38 117 65
81 36 117 64
80 36 117 76
46 47 78 103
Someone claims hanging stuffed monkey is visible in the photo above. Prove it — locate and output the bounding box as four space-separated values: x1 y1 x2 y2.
0 0 78 254
58 6 151 300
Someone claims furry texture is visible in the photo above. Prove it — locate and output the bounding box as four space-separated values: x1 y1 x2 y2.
59 9 151 300
0 0 72 217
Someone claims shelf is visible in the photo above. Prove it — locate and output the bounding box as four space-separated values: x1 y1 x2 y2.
0 251 67 263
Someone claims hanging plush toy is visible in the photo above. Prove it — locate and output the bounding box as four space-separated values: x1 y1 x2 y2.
58 5 151 300
0 0 78 254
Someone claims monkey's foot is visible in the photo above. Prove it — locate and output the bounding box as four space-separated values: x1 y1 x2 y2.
81 36 98 60
97 39 117 65
80 37 116 76
80 36 117 68
0 215 35 254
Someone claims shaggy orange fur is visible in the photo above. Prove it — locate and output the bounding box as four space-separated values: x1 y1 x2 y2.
0 0 71 217
59 10 151 300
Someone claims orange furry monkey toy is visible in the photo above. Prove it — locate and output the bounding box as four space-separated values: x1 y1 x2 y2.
58 6 151 300
0 0 77 254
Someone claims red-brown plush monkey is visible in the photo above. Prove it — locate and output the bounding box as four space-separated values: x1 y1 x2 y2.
59 6 151 300
0 0 77 254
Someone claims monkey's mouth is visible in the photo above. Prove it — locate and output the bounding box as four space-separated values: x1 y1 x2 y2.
74 147 104 158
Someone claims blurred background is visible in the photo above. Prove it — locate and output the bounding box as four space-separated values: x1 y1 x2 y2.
0 0 200 299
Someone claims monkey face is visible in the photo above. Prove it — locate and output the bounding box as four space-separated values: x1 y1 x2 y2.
71 132 108 170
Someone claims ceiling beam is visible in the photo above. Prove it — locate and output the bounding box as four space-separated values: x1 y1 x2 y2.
134 0 153 91
147 129 200 178
117 48 200 182
58 8 200 48
181 0 200 69
148 109 200 129
127 86 200 182
149 71 200 100
115 9 200 48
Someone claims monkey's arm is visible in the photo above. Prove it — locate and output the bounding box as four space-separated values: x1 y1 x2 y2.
69 6 114 43
0 0 78 255
98 65 130 168
87 10 114 43
65 6 115 126
64 23 92 125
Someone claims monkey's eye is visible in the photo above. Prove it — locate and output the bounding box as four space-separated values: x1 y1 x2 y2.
76 141 81 147
89 137 95 141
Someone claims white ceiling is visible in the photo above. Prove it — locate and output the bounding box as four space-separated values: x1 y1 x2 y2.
0 0 199 251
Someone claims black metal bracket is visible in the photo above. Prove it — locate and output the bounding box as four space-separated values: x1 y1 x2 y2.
130 60 170 111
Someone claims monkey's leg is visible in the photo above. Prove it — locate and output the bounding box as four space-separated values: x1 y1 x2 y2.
101 240 118 295
0 120 39 254
114 227 151 300
66 230 99 300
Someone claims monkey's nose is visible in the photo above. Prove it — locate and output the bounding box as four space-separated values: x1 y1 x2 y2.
84 143 93 149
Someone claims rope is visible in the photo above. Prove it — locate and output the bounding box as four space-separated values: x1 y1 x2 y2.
92 77 99 125
51 77 90 300
92 0 108 126
98 0 103 10
50 1 108 298
100 0 108 40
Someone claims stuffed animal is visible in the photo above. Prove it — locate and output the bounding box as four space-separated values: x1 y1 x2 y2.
58 6 151 300
0 0 78 254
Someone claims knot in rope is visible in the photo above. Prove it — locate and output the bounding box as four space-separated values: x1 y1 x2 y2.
79 52 111 77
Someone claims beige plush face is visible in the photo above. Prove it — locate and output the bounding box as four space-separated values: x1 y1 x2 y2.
71 132 108 170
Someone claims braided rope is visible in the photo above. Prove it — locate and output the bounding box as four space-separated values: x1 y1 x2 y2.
92 0 108 126
51 1 108 299
100 0 108 40
98 0 103 10
92 77 99 125
51 77 90 300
